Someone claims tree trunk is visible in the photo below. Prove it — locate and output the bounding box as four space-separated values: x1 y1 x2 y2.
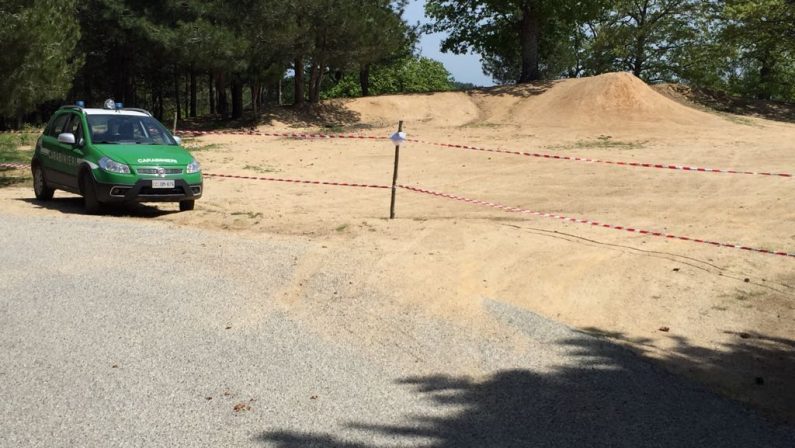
308 60 322 103
294 56 305 106
278 78 283 106
209 74 215 115
156 84 164 120
632 35 646 78
189 69 197 117
174 69 181 121
251 81 259 115
216 72 228 117
517 3 541 83
359 64 371 96
184 73 189 116
231 78 243 119
758 56 773 100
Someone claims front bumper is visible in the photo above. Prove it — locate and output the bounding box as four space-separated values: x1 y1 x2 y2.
95 178 203 203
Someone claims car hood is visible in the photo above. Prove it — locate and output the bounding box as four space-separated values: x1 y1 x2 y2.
94 144 194 166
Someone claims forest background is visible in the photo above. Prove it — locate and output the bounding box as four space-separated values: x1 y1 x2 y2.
0 0 792 127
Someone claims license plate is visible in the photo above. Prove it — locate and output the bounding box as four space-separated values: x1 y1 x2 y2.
152 180 175 189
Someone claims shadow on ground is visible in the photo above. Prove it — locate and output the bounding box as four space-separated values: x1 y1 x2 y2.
581 326 795 426
180 102 366 132
654 84 795 123
258 323 794 447
18 197 178 218
473 80 556 98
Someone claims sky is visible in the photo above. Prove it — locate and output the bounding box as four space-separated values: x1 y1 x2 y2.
403 0 495 87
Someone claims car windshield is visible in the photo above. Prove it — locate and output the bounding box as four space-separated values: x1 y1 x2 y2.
87 114 177 145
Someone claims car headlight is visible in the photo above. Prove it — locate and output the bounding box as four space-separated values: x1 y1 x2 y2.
186 159 201 174
98 156 130 174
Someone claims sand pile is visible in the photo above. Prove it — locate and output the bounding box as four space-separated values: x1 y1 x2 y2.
341 91 480 128
339 72 723 131
496 72 720 128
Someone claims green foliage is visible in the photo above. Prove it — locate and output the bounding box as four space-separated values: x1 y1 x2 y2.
0 0 82 119
583 0 701 82
425 0 604 83
2 0 793 125
673 0 794 101
322 57 454 98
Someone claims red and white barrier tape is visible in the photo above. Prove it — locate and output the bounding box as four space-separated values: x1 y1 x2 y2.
404 138 794 178
398 185 795 259
1 158 790 259
178 129 385 141
178 129 793 179
204 172 389 189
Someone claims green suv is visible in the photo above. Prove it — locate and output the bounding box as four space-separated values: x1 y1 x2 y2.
31 101 202 213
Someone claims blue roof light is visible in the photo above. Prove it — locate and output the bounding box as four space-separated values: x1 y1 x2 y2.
75 100 85 107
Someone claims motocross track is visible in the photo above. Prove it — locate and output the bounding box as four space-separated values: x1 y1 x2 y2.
2 72 793 422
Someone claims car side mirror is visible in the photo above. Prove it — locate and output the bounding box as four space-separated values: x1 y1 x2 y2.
57 133 76 145
174 136 182 145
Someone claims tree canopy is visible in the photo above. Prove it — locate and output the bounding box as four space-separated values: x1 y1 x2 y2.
426 0 795 102
1 0 793 128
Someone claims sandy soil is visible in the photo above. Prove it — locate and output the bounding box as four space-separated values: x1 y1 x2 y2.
2 73 793 422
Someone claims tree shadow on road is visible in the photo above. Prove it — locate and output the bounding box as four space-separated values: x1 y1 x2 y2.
581 326 795 427
258 329 795 447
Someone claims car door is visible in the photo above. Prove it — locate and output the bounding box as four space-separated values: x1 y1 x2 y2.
59 113 86 190
39 112 73 188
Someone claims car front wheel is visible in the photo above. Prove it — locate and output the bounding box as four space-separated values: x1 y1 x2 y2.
80 173 102 214
179 200 195 211
32 165 54 201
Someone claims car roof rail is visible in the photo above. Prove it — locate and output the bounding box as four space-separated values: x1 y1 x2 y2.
121 107 153 116
59 105 84 112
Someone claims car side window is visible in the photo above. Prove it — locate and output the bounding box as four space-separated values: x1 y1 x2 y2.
48 114 70 137
66 114 84 141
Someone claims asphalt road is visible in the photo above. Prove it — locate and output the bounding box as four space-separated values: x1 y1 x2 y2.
1 212 793 447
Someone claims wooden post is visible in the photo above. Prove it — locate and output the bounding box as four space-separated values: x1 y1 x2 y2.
389 120 403 219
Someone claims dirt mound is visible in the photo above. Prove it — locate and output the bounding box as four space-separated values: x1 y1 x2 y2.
495 72 719 128
340 91 480 128
336 72 725 131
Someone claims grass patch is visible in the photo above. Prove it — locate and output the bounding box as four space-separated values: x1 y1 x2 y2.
551 135 648 151
319 123 347 133
335 223 349 232
180 137 224 152
0 132 37 163
718 113 757 126
230 211 263 219
459 122 504 129
0 176 27 187
243 164 281 174
0 131 35 188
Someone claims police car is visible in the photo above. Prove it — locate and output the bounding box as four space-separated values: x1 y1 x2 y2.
31 100 202 213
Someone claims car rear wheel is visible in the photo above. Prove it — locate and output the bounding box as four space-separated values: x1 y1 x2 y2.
32 165 54 201
80 173 102 214
179 200 195 211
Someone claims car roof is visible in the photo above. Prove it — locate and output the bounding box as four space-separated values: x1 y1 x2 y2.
82 108 149 117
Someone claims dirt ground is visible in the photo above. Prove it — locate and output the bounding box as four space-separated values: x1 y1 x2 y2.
2 73 793 423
